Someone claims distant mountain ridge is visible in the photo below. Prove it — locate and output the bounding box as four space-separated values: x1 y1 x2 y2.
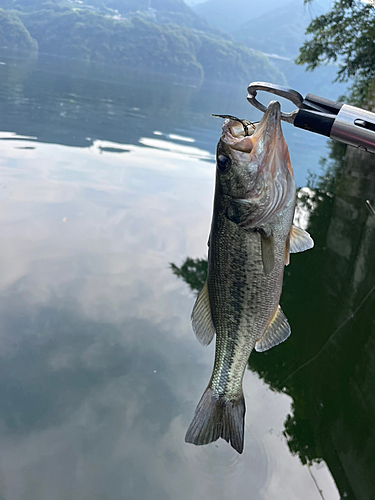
92 0 213 31
2 0 213 32
0 1 286 86
194 0 293 31
0 8 38 52
233 0 311 58
184 0 206 5
190 0 350 102
194 0 332 40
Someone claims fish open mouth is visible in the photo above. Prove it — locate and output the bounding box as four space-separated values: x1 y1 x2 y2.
213 114 258 139
219 101 282 154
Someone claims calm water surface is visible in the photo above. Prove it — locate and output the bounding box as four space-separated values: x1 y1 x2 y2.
0 53 374 500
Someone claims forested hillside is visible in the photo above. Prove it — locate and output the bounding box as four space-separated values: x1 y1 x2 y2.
0 8 38 52
0 1 285 84
1 0 210 31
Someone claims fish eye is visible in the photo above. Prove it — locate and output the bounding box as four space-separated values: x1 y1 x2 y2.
217 154 231 173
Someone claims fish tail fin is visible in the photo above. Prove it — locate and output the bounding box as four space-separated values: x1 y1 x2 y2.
185 387 245 454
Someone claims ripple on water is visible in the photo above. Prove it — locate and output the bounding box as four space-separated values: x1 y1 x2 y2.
139 137 214 160
179 423 270 497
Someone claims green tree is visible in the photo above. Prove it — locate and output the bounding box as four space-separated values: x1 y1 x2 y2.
170 258 207 294
297 0 375 103
0 7 38 51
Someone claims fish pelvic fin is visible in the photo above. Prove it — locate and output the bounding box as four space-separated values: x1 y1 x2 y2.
191 281 216 346
185 387 245 454
255 305 291 352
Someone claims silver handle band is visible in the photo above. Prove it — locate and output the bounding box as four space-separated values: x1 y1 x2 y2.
330 104 375 154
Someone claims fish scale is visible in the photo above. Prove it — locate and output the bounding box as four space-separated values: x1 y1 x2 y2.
209 206 292 402
185 101 314 454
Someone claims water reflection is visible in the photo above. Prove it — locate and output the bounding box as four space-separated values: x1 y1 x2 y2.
0 53 343 499
0 51 331 187
0 133 338 500
172 141 375 499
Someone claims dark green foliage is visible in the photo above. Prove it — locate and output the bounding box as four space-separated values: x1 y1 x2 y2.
17 8 204 77
170 258 207 294
297 0 375 103
283 409 321 465
0 7 38 51
306 140 347 194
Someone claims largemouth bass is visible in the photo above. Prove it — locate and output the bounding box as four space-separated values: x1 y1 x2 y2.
185 101 314 454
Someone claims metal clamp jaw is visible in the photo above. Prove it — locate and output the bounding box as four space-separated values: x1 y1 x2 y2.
247 82 375 154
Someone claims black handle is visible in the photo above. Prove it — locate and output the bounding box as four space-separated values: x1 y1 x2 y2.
294 94 344 137
303 94 343 114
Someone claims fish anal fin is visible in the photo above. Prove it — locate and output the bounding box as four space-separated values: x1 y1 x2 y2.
290 225 314 253
191 281 216 346
260 230 275 275
255 305 291 352
185 387 245 454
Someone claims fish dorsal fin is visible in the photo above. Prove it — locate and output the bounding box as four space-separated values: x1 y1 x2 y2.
290 225 314 253
191 281 216 346
260 231 275 275
255 305 291 352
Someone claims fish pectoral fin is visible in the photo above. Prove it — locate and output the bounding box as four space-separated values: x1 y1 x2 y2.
255 305 291 352
260 230 275 275
191 281 216 346
290 225 314 253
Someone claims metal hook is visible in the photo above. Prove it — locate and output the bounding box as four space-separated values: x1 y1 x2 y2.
211 114 257 135
247 82 304 124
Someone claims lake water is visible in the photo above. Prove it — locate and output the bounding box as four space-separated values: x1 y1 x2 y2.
0 52 374 500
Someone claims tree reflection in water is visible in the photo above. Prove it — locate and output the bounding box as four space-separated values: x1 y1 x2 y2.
170 141 375 500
